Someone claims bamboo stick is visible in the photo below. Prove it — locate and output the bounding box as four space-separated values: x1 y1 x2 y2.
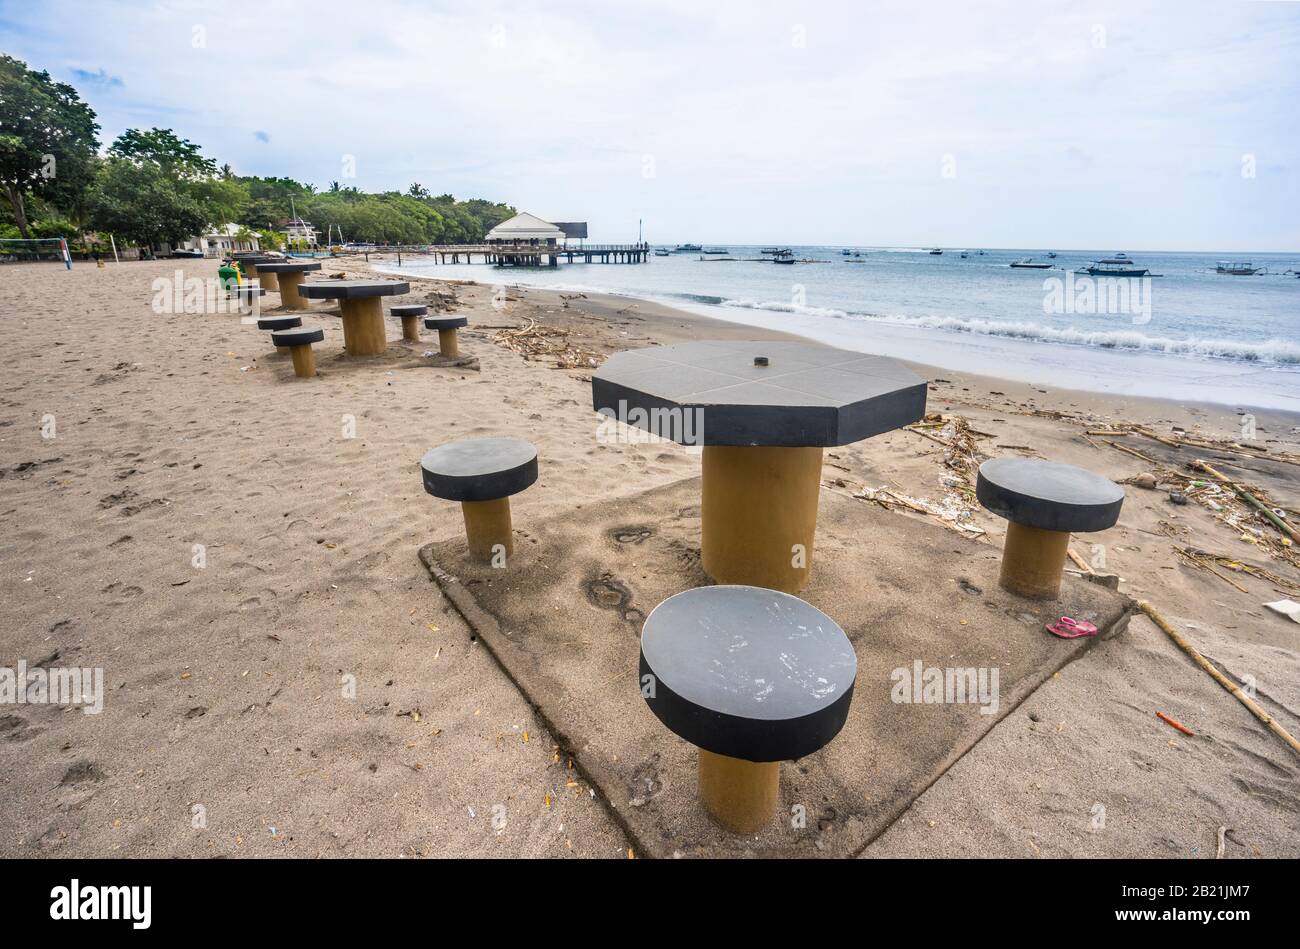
1193 460 1298 542
1137 600 1300 757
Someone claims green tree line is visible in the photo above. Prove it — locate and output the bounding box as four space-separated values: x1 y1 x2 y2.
0 54 514 250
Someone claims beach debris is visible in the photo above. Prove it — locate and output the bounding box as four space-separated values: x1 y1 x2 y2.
1137 600 1300 757
492 316 605 369
1264 599 1300 624
1168 491 1187 505
1132 472 1158 490
1045 616 1098 639
1155 711 1196 737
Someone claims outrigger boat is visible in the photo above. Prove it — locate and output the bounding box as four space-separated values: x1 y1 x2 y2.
1010 257 1052 269
1079 253 1149 277
1216 260 1261 275
700 247 729 255
773 249 796 264
673 243 702 253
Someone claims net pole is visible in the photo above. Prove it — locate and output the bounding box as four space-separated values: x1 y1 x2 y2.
60 237 71 270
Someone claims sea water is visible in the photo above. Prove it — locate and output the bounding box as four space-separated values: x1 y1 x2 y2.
379 247 1300 412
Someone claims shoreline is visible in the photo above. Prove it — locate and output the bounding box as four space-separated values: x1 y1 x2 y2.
372 259 1300 416
371 261 1300 431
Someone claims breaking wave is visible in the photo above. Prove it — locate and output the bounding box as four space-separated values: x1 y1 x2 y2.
715 298 1300 366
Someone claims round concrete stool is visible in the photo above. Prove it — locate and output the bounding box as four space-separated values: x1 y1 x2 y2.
420 437 537 564
976 457 1124 599
257 315 302 354
255 261 321 310
423 315 468 357
640 585 856 834
270 326 325 379
391 305 427 342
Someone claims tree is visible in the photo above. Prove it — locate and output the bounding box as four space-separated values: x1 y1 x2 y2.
0 55 100 238
87 157 208 247
109 128 216 179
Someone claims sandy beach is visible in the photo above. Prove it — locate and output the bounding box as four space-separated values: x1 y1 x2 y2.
1 256 1297 858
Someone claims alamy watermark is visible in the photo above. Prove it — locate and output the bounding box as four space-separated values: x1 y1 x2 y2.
1042 272 1151 324
596 400 705 445
1 661 104 714
891 660 999 715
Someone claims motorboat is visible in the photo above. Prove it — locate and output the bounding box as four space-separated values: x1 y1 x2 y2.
1010 257 1053 269
673 244 702 253
1080 253 1149 277
929 248 943 255
1216 261 1261 275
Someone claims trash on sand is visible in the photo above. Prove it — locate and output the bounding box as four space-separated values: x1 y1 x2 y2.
1156 711 1196 737
1045 616 1098 639
1264 599 1300 624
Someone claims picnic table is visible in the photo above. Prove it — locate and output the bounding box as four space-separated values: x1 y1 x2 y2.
296 279 410 356
255 261 321 310
592 340 927 592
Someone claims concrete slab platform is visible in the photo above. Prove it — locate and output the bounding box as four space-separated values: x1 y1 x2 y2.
418 476 1133 857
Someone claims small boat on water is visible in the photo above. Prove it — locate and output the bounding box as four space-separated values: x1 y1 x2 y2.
1080 253 1149 277
760 247 783 255
673 243 702 253
1216 260 1261 275
773 250 796 264
929 248 943 255
700 248 729 255
1046 252 1057 259
959 251 968 258
654 248 671 257
842 249 851 256
1010 257 1053 269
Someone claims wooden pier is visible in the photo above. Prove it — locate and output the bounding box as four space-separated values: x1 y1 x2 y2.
428 243 649 267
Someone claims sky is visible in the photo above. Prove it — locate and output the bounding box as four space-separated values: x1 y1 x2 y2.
2 0 1298 250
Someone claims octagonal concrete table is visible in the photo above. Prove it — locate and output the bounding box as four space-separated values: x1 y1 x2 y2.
640 585 856 833
420 437 538 564
296 279 409 356
256 261 321 310
976 457 1124 599
235 256 282 291
592 340 927 592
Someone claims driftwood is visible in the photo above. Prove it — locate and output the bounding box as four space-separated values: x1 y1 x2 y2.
1138 600 1300 757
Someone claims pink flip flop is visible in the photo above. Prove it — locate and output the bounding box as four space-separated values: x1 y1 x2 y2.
1045 616 1098 639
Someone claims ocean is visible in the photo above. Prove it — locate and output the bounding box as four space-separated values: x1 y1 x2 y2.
378 247 1300 412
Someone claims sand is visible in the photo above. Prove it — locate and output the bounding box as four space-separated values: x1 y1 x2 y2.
0 256 1296 858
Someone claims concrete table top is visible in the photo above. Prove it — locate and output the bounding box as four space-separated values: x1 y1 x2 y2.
232 286 265 296
256 261 322 274
640 585 856 762
297 280 410 300
269 327 325 347
592 340 927 446
424 316 469 330
257 316 302 331
420 437 538 502
976 457 1124 533
391 305 428 317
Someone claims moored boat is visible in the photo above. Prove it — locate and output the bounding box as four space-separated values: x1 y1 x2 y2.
1080 253 1149 277
1216 260 1261 275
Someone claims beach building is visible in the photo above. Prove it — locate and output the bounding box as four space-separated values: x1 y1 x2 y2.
151 223 260 258
485 212 586 247
280 217 319 247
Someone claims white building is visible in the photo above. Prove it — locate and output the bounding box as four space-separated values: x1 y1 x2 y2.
485 211 567 245
154 224 260 258
281 217 318 246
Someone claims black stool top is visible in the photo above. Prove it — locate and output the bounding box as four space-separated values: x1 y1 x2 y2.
258 316 302 331
640 586 856 763
233 285 265 296
420 437 538 502
424 315 469 330
593 340 926 447
297 280 410 300
270 327 325 347
236 256 278 269
255 261 322 273
976 458 1124 533
391 305 428 317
